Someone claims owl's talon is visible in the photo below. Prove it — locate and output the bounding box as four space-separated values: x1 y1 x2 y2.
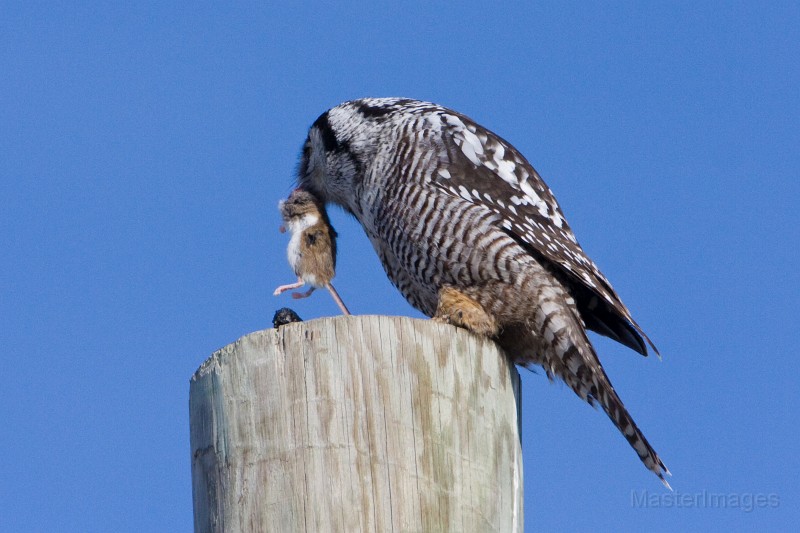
434 286 499 337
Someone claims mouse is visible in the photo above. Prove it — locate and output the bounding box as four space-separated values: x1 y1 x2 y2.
273 188 350 315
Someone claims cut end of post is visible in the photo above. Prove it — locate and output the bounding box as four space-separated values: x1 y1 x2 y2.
189 315 523 533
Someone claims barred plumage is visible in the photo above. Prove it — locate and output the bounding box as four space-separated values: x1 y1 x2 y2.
296 97 669 486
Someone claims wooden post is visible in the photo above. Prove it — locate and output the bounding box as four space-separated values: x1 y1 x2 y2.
190 315 523 532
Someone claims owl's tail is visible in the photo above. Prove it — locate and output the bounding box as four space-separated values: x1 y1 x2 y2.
574 335 672 488
498 303 670 488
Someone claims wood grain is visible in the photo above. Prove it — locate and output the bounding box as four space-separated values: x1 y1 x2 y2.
190 315 522 532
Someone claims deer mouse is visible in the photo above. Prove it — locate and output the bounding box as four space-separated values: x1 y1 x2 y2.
273 188 350 315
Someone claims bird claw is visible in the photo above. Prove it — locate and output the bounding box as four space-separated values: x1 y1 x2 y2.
434 286 499 337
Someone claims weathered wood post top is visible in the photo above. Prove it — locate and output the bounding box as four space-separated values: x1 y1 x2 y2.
189 315 523 532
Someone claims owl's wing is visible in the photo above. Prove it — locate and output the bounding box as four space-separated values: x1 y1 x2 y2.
430 111 658 356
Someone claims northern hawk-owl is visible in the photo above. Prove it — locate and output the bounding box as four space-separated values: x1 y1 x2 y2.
296 97 669 486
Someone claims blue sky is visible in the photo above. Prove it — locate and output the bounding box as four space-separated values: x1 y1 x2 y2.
1 2 797 531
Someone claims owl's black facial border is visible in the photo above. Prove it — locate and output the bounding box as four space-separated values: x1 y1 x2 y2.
312 111 348 154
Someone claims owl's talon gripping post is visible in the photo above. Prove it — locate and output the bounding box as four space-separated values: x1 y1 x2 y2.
434 286 499 337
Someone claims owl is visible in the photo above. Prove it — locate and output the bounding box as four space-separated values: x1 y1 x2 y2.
296 97 669 487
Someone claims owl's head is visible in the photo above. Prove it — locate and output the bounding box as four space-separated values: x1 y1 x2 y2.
296 98 424 216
